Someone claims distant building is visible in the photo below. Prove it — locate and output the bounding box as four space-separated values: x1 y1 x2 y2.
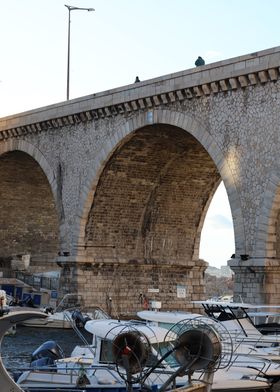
206 265 234 278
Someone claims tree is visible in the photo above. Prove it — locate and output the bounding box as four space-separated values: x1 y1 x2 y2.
205 273 234 299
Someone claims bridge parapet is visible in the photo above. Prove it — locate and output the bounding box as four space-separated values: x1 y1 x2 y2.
1 46 280 140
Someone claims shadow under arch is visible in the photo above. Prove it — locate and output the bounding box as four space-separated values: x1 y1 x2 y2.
0 139 57 203
0 139 61 270
73 109 243 259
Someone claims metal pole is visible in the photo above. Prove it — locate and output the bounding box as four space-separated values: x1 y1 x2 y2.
65 5 95 101
66 6 71 101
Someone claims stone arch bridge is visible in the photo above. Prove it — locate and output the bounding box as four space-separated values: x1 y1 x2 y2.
1 46 280 314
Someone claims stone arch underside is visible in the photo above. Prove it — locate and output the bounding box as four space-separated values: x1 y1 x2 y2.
229 175 280 305
0 151 59 273
84 124 220 266
265 177 280 260
251 173 280 260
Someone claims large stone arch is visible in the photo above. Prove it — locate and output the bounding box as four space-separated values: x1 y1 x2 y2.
0 139 60 272
63 108 243 314
73 109 242 260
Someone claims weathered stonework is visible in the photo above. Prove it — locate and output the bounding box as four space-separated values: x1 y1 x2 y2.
59 260 206 317
1 47 280 309
0 151 59 269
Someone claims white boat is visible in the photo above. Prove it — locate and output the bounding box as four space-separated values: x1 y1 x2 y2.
16 316 227 391
193 300 280 348
152 305 280 370
0 309 206 392
19 294 109 329
18 308 75 328
76 318 272 392
137 310 279 391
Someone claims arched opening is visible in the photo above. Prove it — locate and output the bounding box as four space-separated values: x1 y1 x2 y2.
85 124 220 266
200 182 235 300
0 151 59 273
200 182 234 268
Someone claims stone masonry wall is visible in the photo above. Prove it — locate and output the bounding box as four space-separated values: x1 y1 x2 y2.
85 124 220 265
59 261 206 316
0 151 59 269
231 265 265 304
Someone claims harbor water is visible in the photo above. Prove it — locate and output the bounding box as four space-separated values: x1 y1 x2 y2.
2 325 89 371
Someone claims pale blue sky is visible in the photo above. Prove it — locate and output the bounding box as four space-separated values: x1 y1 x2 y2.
1 0 278 267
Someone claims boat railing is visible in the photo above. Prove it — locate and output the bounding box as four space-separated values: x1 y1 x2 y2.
13 361 191 386
55 294 85 312
62 311 97 359
226 353 272 380
229 343 280 377
12 362 128 388
235 341 267 357
235 333 280 347
224 324 280 348
11 362 120 373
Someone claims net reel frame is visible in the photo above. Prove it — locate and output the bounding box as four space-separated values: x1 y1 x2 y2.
103 322 158 385
162 316 233 373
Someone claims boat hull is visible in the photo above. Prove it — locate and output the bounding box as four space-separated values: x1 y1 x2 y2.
20 317 72 329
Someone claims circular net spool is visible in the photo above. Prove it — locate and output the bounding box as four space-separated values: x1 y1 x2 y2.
173 326 221 371
102 323 154 384
112 331 150 375
163 316 233 372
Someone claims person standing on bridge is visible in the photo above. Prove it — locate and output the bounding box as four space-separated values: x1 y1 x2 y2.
195 56 205 66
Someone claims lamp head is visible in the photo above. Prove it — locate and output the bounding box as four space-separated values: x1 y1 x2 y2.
65 5 95 12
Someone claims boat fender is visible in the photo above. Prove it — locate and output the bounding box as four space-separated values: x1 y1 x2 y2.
143 295 149 310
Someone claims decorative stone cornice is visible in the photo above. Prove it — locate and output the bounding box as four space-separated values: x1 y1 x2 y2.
1 47 280 140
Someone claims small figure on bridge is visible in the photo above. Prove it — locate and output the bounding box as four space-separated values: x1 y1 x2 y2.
195 56 205 67
134 76 140 83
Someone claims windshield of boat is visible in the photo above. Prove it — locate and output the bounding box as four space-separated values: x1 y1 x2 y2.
201 303 249 321
152 341 179 368
90 308 110 319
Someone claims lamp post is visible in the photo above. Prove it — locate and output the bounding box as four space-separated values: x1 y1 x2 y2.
65 4 95 101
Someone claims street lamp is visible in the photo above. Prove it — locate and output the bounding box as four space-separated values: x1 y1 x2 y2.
65 4 95 101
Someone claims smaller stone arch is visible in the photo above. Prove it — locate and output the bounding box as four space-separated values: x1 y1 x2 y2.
0 139 57 203
73 109 243 259
0 139 60 272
